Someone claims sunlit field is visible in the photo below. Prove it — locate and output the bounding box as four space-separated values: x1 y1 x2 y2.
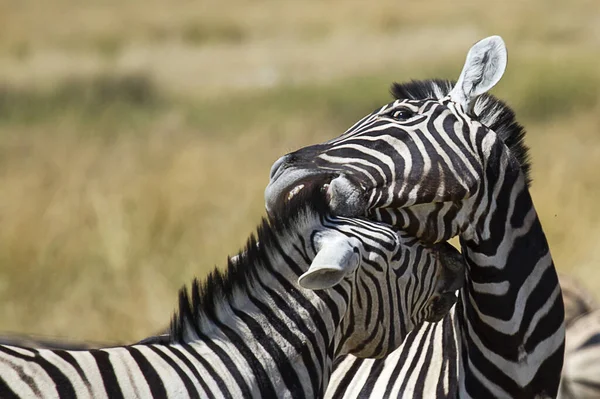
0 0 599 342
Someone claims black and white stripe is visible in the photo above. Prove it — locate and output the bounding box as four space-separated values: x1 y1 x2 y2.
0 187 464 398
558 274 600 399
265 36 565 398
560 309 600 399
7 275 595 398
559 273 598 328
326 274 598 399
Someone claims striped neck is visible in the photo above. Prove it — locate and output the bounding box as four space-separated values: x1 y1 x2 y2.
171 219 351 397
457 139 564 398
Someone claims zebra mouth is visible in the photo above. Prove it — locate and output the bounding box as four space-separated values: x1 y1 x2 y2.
265 168 368 218
286 182 330 202
287 184 305 201
276 175 367 218
266 170 336 217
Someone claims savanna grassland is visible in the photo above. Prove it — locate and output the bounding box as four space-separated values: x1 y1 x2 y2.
0 0 599 342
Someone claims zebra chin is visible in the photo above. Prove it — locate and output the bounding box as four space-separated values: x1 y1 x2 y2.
265 169 369 219
424 292 459 323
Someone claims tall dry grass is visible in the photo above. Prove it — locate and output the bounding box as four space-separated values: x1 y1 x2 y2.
0 0 598 342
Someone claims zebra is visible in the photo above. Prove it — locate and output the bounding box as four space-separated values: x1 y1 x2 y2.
0 184 466 398
559 308 600 399
321 274 595 399
264 36 565 398
559 273 598 328
3 276 595 398
558 274 600 399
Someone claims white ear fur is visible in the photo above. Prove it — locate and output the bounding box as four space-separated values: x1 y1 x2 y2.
449 36 507 111
298 236 360 290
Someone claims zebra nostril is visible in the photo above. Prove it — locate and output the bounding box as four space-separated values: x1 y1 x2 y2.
269 155 290 180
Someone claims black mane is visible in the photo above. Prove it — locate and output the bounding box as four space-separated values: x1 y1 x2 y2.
391 79 532 186
169 184 330 343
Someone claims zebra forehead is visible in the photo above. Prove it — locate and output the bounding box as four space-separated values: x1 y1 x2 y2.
391 79 507 129
385 78 531 185
391 79 454 102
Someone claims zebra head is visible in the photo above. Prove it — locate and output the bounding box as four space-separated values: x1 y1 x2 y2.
265 36 514 242
266 184 465 359
321 234 464 359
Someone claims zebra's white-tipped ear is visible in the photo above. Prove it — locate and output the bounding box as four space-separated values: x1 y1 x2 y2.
449 36 507 111
298 236 360 290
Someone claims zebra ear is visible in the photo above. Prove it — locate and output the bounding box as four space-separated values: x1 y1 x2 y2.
298 236 360 290
449 36 507 111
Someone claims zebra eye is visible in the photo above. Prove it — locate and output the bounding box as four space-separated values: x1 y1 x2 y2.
388 108 415 121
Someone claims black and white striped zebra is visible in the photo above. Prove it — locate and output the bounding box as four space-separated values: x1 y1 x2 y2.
265 36 565 398
559 308 600 399
0 185 465 398
323 274 600 399
5 276 595 398
323 273 597 399
558 274 600 399
559 273 598 328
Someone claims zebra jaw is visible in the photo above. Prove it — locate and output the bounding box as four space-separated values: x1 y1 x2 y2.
287 184 310 201
283 175 367 218
425 242 466 322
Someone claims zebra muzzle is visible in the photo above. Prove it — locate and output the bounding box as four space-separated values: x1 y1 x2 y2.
265 168 369 218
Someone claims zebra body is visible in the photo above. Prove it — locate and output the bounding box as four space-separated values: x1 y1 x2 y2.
559 274 600 399
326 273 597 399
559 273 598 328
8 275 596 398
560 308 600 399
265 36 565 397
0 187 464 398
0 343 214 398
327 307 460 398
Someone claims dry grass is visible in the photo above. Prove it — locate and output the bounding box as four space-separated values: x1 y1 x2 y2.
0 0 598 342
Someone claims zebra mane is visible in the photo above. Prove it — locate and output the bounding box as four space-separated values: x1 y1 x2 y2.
169 184 330 343
391 79 532 186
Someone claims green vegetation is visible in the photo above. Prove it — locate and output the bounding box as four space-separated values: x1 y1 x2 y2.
180 21 246 46
0 73 160 126
0 0 598 343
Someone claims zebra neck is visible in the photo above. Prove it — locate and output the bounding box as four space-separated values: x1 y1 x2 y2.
180 234 351 397
457 149 564 397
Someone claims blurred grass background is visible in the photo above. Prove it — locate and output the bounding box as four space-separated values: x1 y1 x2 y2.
0 0 599 342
